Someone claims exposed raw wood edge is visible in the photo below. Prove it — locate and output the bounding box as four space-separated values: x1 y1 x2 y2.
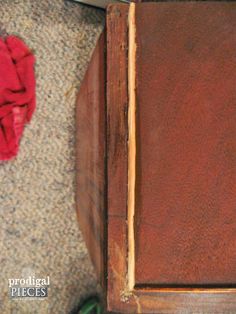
136 287 236 294
127 2 136 292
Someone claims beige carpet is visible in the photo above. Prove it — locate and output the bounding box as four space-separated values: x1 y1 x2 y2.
0 1 104 313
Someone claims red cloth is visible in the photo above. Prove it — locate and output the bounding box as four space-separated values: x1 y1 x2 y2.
0 36 36 161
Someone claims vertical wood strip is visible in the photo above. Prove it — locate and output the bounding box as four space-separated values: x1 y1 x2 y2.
128 2 136 291
76 32 106 288
107 4 130 312
107 2 236 313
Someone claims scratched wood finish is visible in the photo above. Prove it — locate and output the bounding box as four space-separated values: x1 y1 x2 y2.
106 4 130 311
76 31 106 288
106 2 236 313
76 2 236 313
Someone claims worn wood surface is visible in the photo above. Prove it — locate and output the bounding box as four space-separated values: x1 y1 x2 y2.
76 2 236 312
106 2 236 313
76 31 106 288
106 4 130 312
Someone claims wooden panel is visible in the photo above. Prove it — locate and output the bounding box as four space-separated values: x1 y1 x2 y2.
135 1 236 286
76 31 106 287
106 4 130 312
106 3 236 313
106 4 140 308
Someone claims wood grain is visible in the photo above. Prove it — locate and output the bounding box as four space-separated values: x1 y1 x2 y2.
106 4 130 311
77 2 236 312
127 2 137 292
76 31 106 288
106 2 236 313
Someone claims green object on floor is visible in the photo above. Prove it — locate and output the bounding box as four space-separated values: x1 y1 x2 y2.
79 297 102 314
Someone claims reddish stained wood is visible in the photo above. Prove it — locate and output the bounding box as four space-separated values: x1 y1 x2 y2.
106 2 236 313
76 2 236 313
135 1 236 286
76 31 106 288
106 4 130 312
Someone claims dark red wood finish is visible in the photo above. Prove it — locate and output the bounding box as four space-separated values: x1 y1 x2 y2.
106 2 236 313
106 4 129 310
76 2 236 313
76 31 106 288
135 2 236 286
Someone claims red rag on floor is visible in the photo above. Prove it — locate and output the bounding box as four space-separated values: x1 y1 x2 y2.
0 36 36 161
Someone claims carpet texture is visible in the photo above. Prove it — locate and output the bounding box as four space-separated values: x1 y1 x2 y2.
0 1 104 313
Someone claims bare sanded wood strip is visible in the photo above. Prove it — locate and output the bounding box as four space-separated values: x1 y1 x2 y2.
128 2 136 291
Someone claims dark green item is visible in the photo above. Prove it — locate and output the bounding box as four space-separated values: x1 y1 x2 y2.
79 297 103 314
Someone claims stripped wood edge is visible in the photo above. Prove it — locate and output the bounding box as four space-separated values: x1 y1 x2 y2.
127 2 136 292
126 2 236 297
135 287 236 294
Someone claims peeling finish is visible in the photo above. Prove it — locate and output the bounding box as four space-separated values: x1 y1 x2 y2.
120 289 133 303
120 290 142 314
